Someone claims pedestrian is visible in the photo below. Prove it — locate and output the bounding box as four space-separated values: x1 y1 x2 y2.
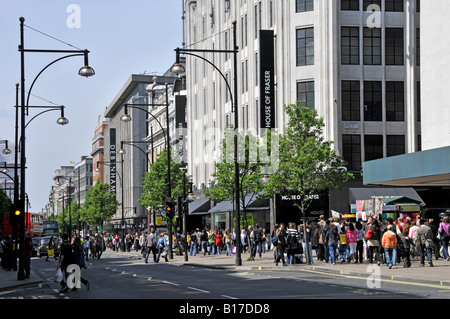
223 229 233 257
57 233 75 293
208 229 216 255
271 224 279 261
325 222 339 265
83 236 90 261
156 233 168 263
200 229 208 256
215 230 223 255
363 216 374 261
427 218 440 260
113 234 119 252
401 229 413 267
139 233 147 255
338 224 348 263
416 218 434 267
346 222 358 263
24 232 32 278
355 221 364 263
46 236 58 261
275 223 287 266
240 229 247 254
439 216 450 261
135 233 141 252
145 230 157 263
366 219 381 265
317 215 326 261
301 220 314 264
189 230 197 256
382 225 398 269
72 237 90 290
251 224 263 259
95 234 104 259
286 222 301 265
261 228 268 253
409 220 420 260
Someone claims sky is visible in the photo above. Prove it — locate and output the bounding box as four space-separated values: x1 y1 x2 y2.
0 1 183 213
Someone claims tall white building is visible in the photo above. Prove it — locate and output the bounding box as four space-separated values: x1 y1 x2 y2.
184 0 421 219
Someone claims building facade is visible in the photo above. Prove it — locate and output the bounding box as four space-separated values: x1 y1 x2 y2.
183 0 421 226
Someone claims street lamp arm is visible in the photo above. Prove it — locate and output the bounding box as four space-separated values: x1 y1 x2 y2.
25 53 84 108
123 104 167 146
24 106 64 129
176 50 235 112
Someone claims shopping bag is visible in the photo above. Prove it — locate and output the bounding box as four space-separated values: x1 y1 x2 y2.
55 268 63 282
48 249 55 257
231 246 236 254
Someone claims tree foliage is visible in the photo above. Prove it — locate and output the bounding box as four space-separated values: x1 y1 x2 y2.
139 148 186 211
263 102 353 216
81 179 119 228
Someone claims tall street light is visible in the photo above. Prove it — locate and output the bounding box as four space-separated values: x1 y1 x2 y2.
17 17 94 280
120 84 175 259
171 20 241 265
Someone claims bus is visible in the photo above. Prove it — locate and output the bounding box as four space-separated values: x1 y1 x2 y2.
42 220 59 237
2 212 44 238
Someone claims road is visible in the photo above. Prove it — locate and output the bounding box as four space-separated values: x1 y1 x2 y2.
1 251 448 303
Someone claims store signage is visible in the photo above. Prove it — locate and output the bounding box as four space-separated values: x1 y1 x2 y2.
174 95 187 167
260 30 275 130
109 128 116 194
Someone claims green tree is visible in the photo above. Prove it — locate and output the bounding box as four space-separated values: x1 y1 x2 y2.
139 148 186 214
81 179 119 229
205 127 273 230
263 102 353 263
57 201 81 235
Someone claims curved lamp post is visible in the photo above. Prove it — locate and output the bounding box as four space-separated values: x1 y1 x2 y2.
16 17 94 280
170 20 241 265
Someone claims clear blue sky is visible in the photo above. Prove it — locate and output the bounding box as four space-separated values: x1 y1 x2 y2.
0 1 183 213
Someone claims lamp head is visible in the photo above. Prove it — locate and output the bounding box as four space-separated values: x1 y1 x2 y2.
78 65 95 77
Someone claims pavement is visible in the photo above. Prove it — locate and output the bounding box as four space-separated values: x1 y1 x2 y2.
1 248 450 292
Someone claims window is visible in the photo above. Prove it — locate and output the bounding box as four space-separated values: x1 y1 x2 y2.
363 27 381 65
341 0 359 11
363 0 381 10
341 27 360 65
385 28 404 65
364 81 382 121
386 81 404 121
387 135 405 157
342 80 360 121
296 27 314 66
343 135 361 171
364 135 383 161
416 28 420 66
385 0 404 12
296 0 314 12
297 81 315 109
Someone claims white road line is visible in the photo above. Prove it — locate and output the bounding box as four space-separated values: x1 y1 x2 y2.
221 295 237 299
162 281 180 286
187 287 210 293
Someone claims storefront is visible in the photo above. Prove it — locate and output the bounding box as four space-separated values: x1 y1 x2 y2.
349 187 425 222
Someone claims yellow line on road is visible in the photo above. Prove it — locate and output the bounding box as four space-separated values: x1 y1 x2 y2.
302 268 450 290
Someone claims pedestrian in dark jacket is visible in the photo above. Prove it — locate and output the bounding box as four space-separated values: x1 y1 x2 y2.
325 222 339 265
401 229 413 267
275 223 287 266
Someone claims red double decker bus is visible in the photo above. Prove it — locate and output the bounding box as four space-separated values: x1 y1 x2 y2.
2 212 44 238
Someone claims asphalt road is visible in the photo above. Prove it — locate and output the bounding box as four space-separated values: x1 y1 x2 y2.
1 252 447 303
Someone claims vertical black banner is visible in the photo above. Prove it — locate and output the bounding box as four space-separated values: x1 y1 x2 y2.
260 30 275 129
175 95 187 167
109 128 116 194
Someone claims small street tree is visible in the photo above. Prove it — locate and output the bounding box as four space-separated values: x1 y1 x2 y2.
81 179 119 230
139 148 186 223
263 102 353 264
205 127 273 231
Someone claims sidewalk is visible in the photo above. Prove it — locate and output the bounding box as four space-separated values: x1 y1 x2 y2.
2 249 449 292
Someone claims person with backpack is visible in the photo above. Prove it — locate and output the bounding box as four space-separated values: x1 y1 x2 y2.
155 232 168 263
251 224 263 259
325 222 339 265
286 222 301 265
275 223 287 266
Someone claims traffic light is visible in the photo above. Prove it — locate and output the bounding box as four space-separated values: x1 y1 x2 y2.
165 197 175 218
9 203 21 224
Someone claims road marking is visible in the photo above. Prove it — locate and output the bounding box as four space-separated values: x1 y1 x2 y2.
187 287 210 293
222 295 237 299
162 281 180 286
300 268 450 290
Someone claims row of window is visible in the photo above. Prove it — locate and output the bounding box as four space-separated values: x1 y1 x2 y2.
297 80 420 123
297 26 419 67
297 0 419 13
343 134 411 171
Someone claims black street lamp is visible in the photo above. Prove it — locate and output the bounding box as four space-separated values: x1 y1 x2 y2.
17 17 94 280
171 20 241 265
120 84 176 259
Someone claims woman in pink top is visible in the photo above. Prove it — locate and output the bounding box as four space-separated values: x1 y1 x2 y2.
439 216 450 261
346 223 358 263
408 221 420 260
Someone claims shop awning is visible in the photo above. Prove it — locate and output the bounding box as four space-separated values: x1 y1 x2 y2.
349 187 425 207
188 199 211 216
208 195 270 214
